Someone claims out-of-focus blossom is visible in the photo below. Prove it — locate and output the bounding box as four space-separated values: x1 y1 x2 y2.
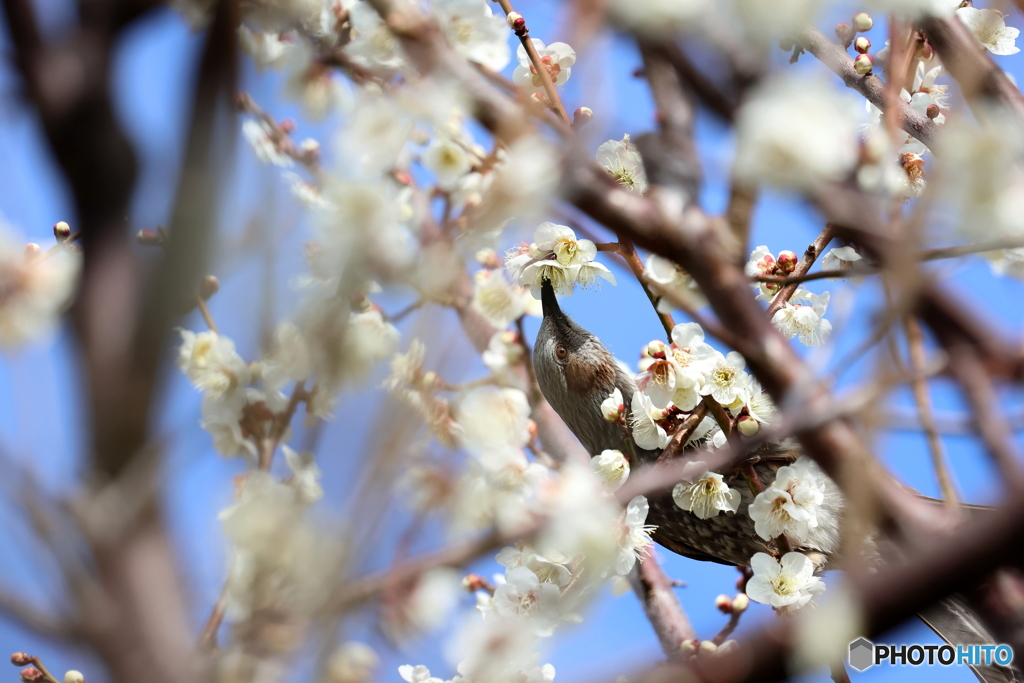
491 566 563 636
178 330 252 401
243 119 294 167
616 495 656 575
512 39 576 93
435 0 510 71
283 444 323 504
472 269 536 329
344 1 405 70
646 255 706 313
734 76 859 191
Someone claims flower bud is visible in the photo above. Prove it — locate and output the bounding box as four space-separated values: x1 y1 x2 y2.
679 640 698 656
462 574 486 591
20 668 42 683
64 671 85 683
602 401 624 423
199 275 220 300
737 415 760 437
854 36 871 54
715 594 733 613
854 53 873 75
732 593 750 613
53 221 72 241
23 243 41 258
300 138 320 154
136 229 163 246
835 23 854 44
506 11 525 32
918 41 934 61
776 250 798 273
852 12 873 32
926 104 940 119
475 248 502 269
698 641 718 656
572 107 593 130
778 37 794 52
526 419 538 440
279 118 296 134
647 340 668 359
11 654 31 666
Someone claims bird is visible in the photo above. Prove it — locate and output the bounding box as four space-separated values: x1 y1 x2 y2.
532 277 1020 683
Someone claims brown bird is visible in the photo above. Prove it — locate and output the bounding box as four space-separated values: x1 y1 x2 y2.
532 278 1020 683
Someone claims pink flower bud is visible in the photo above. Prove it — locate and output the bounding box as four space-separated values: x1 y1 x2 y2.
278 118 296 134
572 106 593 131
854 36 871 54
506 11 525 32
835 23 854 44
11 654 31 667
475 249 502 269
926 104 940 119
23 243 41 259
647 340 668 359
736 416 760 437
53 221 72 241
199 275 220 300
20 668 43 683
852 12 873 32
854 53 873 75
136 229 163 246
918 42 934 61
777 250 798 273
715 594 733 613
462 574 487 591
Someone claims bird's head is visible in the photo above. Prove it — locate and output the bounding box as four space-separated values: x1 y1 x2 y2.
534 278 620 399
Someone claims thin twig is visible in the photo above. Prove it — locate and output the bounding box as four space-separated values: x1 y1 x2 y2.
764 224 835 319
657 403 709 463
195 294 219 334
903 317 959 507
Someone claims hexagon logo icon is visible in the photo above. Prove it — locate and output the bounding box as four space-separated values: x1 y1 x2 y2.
849 638 875 672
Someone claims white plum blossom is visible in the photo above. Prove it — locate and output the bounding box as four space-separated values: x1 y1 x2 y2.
422 134 473 190
600 387 625 422
496 543 572 587
243 119 293 167
670 322 718 381
646 254 706 313
957 6 1020 56
178 330 252 400
0 227 80 349
398 665 444 683
513 39 576 93
985 248 1024 280
261 321 312 392
591 450 630 491
435 0 510 71
472 268 536 329
672 461 741 519
616 495 656 575
597 135 647 193
200 392 255 458
455 386 532 462
491 566 563 636
344 1 405 70
482 329 526 376
629 390 671 450
748 456 828 544
734 76 859 191
506 223 615 298
747 552 825 614
283 445 324 505
700 351 751 405
820 246 864 281
771 289 833 347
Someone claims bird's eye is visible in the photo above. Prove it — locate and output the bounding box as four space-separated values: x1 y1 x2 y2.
555 345 568 359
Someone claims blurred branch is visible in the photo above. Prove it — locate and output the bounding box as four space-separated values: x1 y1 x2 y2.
903 317 960 507
0 588 80 642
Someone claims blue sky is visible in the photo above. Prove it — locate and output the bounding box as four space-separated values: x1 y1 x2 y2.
2 1 1024 682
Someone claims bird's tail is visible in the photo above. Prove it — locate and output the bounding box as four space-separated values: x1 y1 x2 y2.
918 594 1024 682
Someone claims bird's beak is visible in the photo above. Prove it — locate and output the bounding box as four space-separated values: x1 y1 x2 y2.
541 278 562 319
